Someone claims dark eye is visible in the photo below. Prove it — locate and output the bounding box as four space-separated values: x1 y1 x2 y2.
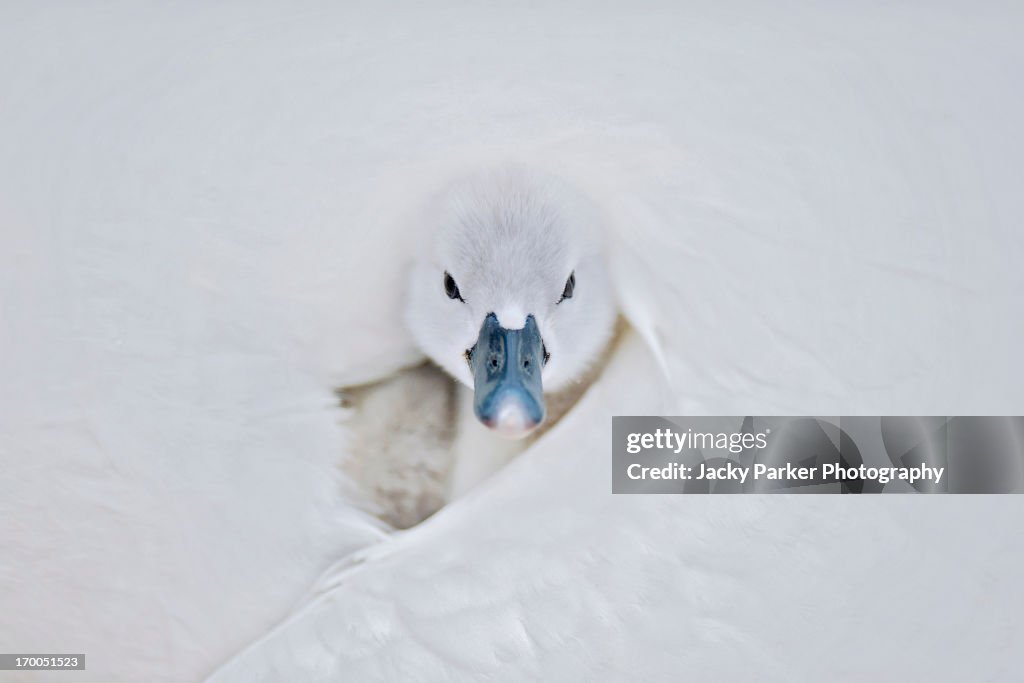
444 271 464 302
557 271 575 303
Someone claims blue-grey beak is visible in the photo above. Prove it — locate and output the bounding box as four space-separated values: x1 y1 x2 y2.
468 313 546 438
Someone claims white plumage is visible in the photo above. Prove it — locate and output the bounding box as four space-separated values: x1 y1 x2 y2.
2 3 1023 683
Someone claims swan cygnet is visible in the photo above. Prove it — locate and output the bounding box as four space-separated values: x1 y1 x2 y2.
405 165 618 497
339 166 618 529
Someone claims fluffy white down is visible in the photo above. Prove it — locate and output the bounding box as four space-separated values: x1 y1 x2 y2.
406 165 616 394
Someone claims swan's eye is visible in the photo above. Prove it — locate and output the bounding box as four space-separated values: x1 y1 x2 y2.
444 271 464 302
557 271 575 304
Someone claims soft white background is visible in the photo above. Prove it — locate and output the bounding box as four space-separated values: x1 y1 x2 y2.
1 2 1022 681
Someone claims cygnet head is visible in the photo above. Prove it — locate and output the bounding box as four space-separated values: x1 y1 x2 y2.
406 165 616 439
